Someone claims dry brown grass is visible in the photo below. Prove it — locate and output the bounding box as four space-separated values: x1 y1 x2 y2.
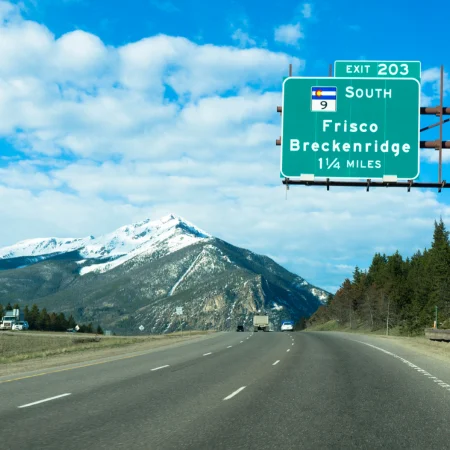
0 330 215 365
372 334 450 363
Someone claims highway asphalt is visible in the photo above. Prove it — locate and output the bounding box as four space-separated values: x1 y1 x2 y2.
1 330 450 449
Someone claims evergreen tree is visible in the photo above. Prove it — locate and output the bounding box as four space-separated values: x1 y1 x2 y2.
427 219 450 318
13 303 20 310
367 253 388 287
352 266 363 285
96 325 104 335
309 219 450 335
56 313 68 331
23 305 30 322
0 304 3 319
49 312 58 332
38 308 50 331
5 302 12 311
28 304 40 329
67 315 76 329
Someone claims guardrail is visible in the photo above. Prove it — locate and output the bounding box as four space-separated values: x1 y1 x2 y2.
424 328 450 341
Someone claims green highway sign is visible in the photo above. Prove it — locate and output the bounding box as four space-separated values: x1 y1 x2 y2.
280 77 420 180
335 61 421 82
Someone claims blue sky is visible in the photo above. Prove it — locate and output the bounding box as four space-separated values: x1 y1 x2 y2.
1 0 450 293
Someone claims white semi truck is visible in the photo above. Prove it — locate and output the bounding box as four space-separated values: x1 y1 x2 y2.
0 308 23 330
253 315 269 332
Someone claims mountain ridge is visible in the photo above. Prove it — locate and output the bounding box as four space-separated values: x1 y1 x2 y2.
0 214 329 333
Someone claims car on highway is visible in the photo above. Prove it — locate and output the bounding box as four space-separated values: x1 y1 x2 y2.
236 325 244 332
281 320 294 332
12 321 29 331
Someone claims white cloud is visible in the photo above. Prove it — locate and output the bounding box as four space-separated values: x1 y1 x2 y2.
231 29 256 48
301 3 312 19
0 3 450 293
421 67 450 106
421 148 450 164
0 184 145 244
274 23 304 46
0 160 62 190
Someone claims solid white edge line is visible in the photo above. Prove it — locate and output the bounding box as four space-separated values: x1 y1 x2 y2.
151 365 170 371
358 341 450 394
18 393 71 409
223 386 246 400
273 360 280 366
203 352 212 356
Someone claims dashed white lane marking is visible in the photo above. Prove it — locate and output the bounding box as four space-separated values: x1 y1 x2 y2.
287 349 291 352
151 365 170 371
18 393 71 409
247 337 249 340
203 352 212 356
223 386 246 400
240 341 243 343
273 360 280 366
359 341 450 393
292 343 294 346
227 345 233 348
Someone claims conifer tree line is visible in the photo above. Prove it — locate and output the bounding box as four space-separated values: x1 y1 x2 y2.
0 303 103 334
308 219 450 335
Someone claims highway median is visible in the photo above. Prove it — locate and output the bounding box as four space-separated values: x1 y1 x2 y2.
0 330 216 376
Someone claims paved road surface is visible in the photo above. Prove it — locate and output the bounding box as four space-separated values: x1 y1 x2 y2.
1 331 450 449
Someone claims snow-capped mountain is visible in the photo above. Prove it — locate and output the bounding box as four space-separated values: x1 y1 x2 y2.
0 214 329 334
0 236 88 259
0 214 211 274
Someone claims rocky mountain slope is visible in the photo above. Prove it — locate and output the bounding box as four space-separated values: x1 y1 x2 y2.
0 215 328 334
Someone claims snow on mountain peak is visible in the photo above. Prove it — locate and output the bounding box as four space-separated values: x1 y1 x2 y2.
0 237 87 259
0 214 212 275
79 215 211 275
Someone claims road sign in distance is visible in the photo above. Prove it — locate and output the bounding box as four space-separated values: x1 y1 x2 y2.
139 325 144 331
334 61 421 82
176 307 183 315
280 77 420 180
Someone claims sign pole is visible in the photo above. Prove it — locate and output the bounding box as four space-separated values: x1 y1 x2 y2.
439 65 444 183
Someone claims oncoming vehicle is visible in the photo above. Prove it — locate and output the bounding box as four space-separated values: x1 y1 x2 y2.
236 325 244 332
281 321 294 332
12 321 29 331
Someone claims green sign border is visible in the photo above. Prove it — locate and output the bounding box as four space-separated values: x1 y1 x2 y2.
280 76 421 180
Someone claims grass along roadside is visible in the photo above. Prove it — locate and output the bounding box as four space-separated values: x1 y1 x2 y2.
305 320 450 364
0 330 214 365
305 320 404 336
